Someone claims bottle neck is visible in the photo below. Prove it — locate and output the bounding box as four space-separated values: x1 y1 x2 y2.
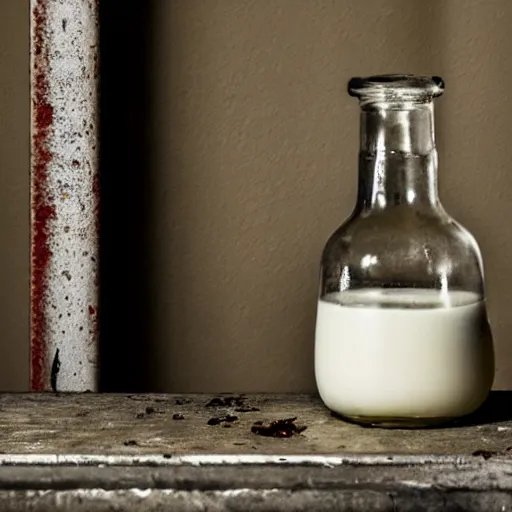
356 103 439 212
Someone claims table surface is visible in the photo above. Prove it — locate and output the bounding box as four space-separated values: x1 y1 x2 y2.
1 392 511 456
1 392 512 511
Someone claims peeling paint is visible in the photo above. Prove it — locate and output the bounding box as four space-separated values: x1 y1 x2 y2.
50 348 61 392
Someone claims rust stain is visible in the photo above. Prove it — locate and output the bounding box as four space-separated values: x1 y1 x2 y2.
31 0 55 391
88 305 96 316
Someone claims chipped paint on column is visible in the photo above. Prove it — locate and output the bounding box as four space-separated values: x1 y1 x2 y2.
31 0 99 391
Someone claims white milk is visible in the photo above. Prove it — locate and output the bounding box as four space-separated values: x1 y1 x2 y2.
315 289 494 422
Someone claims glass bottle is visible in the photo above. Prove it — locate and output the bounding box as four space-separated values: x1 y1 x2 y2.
315 75 494 428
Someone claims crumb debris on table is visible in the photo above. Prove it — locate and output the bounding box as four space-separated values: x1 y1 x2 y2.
251 417 307 438
207 414 238 426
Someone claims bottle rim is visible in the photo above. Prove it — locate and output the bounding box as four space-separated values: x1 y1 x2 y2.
348 74 444 106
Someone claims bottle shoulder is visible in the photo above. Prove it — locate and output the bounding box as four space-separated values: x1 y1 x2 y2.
320 207 484 295
323 207 481 260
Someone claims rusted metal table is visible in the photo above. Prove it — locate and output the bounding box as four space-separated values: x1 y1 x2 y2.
0 392 511 510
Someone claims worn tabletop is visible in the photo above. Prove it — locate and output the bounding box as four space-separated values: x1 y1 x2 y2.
1 392 512 511
1 392 512 456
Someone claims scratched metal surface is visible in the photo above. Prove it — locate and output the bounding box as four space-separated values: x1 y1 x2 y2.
0 394 511 510
0 394 510 510
1 463 512 511
30 0 99 392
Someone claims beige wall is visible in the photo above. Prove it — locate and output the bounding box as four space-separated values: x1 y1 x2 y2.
1 0 512 391
0 0 29 390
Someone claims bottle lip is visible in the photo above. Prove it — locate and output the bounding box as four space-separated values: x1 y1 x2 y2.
348 74 444 106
